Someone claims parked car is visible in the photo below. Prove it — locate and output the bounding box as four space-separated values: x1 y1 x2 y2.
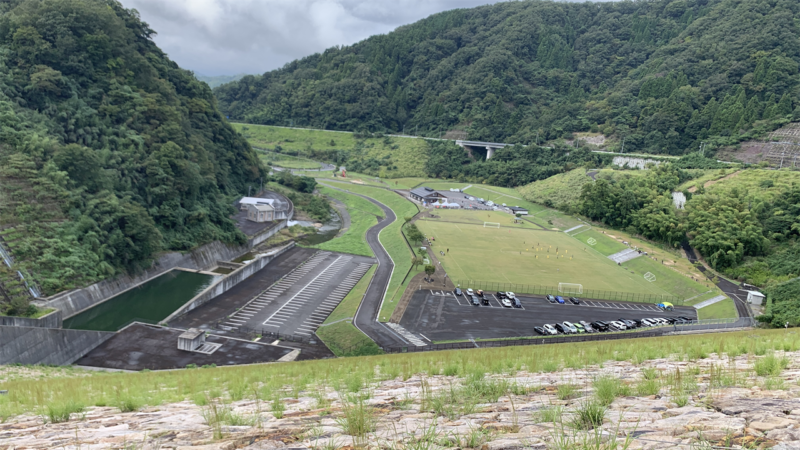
569 297 581 305
679 316 694 322
554 323 567 334
640 318 656 327
496 291 507 299
574 323 586 333
591 321 609 331
470 295 480 306
512 297 522 308
546 294 557 303
477 290 485 298
562 321 578 334
506 292 516 300
543 324 558 335
609 320 627 331
466 288 474 296
501 297 512 307
534 326 546 336
619 318 637 329
555 296 566 304
454 287 462 296
579 321 595 333
481 296 490 306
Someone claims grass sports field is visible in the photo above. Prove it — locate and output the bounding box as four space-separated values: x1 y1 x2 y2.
416 210 716 301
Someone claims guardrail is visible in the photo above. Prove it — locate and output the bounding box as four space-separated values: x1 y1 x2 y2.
455 279 682 305
382 317 755 354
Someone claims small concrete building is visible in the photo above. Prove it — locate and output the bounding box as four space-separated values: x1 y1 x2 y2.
746 291 766 305
509 206 529 215
239 197 275 211
247 204 274 223
178 328 205 351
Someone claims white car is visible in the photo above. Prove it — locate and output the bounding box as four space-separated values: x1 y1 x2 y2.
543 324 558 335
466 288 474 296
501 297 512 307
640 318 656 327
562 321 578 334
506 292 516 300
609 320 627 330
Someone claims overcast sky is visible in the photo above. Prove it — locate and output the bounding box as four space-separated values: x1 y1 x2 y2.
121 0 513 76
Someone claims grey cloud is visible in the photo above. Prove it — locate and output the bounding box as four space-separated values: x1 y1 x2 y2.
121 0 508 76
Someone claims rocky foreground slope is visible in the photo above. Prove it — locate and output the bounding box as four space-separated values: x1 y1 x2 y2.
3 350 800 450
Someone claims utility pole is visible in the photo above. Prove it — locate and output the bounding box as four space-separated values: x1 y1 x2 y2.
259 177 263 194
621 137 625 154
248 186 252 196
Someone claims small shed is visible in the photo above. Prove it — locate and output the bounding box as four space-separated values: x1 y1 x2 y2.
178 328 205 351
239 197 275 211
746 291 766 305
247 203 274 222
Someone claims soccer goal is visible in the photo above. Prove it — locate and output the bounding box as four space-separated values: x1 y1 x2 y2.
558 283 584 294
483 222 500 228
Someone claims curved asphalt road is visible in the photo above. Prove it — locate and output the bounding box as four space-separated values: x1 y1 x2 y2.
319 182 411 347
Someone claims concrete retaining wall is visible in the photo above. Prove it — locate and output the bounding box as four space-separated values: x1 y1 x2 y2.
0 325 114 365
0 309 62 328
33 193 293 320
165 243 296 324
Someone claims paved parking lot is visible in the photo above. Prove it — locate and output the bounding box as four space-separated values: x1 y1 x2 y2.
399 290 697 342
220 251 374 336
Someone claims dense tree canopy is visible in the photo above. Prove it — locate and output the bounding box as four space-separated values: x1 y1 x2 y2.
0 0 263 300
216 0 800 156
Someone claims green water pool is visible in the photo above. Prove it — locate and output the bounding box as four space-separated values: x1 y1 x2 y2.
63 270 218 332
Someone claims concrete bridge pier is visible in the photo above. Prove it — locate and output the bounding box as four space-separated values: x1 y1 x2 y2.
456 140 510 160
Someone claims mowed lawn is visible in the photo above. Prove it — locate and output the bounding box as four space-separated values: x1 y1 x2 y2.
426 209 539 229
416 219 667 295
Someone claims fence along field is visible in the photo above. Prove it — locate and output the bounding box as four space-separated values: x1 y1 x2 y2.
415 209 715 302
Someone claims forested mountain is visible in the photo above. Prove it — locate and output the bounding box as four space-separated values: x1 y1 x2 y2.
0 0 263 304
216 0 800 156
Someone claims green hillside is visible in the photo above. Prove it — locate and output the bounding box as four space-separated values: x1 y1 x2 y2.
234 123 430 177
215 0 800 157
0 0 263 306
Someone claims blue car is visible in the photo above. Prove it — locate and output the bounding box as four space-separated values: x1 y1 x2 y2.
555 296 566 304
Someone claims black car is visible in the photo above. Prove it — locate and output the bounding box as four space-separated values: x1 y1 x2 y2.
665 317 678 324
496 291 507 299
513 297 522 308
454 287 462 296
546 294 557 303
569 297 581 305
482 296 490 306
554 323 567 334
533 326 546 335
591 320 609 331
470 295 480 306
679 316 694 322
619 318 637 329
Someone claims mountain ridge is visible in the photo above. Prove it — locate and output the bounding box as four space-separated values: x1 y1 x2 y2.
214 0 800 157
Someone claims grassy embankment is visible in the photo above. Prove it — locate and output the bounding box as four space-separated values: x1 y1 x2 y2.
316 266 382 357
257 150 321 169
308 187 383 257
232 123 430 177
0 329 796 421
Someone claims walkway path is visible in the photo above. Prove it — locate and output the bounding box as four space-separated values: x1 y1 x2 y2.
681 242 752 319
318 182 411 347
